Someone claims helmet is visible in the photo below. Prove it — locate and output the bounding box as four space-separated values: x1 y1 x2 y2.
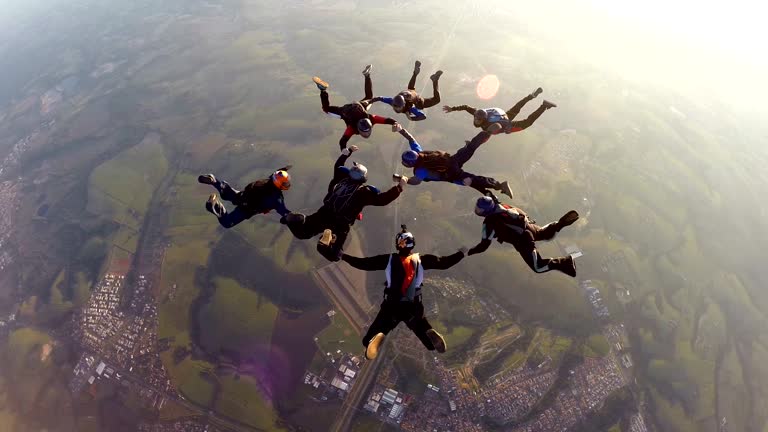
349 162 368 182
395 225 415 251
401 150 419 168
357 118 373 138
271 170 291 190
392 94 406 113
475 196 496 216
473 109 488 127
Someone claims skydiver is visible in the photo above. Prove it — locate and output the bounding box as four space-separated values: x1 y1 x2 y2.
282 145 407 262
443 87 556 134
338 225 466 360
367 60 443 121
312 66 400 150
468 193 579 277
198 168 292 229
398 128 514 198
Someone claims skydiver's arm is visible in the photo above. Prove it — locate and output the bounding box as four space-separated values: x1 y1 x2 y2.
407 107 427 121
421 251 465 270
369 96 391 105
328 148 353 190
407 176 423 185
368 184 403 206
338 127 355 150
446 104 477 115
341 253 390 271
275 196 291 217
370 114 397 126
467 239 492 256
398 129 423 152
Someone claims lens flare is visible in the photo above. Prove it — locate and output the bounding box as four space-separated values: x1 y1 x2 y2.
476 74 500 100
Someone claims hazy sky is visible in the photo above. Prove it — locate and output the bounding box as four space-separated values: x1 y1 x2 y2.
503 0 768 116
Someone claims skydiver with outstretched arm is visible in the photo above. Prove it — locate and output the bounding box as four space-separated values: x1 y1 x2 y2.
367 60 443 121
468 192 580 277
397 127 514 198
198 168 292 229
443 87 556 134
312 67 400 150
283 145 407 262
339 225 466 360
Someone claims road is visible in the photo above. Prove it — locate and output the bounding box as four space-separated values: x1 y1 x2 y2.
331 344 388 432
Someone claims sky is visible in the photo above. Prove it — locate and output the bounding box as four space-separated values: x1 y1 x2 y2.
502 0 768 117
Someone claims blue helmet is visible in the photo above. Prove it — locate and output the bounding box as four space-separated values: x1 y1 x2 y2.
401 150 419 168
475 196 496 216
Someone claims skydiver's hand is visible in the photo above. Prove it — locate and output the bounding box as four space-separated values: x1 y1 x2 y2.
487 123 503 134
349 145 359 153
398 175 409 188
442 105 453 113
392 123 403 133
462 177 473 186
458 247 468 255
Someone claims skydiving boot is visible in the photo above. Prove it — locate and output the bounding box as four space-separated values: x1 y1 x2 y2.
313 76 329 91
198 173 217 185
430 70 443 82
555 210 579 231
426 329 447 353
414 60 421 74
362 64 372 76
366 333 385 360
550 256 577 277
318 229 335 247
500 181 514 199
531 87 543 98
205 194 225 218
542 100 557 109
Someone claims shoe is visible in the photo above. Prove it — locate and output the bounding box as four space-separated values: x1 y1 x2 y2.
366 333 385 360
531 87 543 98
556 210 579 231
542 100 557 109
552 256 577 277
313 76 329 91
362 64 372 76
430 70 443 82
414 60 421 74
500 181 514 199
198 174 217 185
206 194 224 218
319 229 334 247
426 329 447 353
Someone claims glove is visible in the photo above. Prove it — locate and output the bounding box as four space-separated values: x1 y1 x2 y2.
442 105 453 113
392 123 403 132
462 177 472 186
398 175 409 188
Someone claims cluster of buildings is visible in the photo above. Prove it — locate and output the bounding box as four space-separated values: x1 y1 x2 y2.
630 413 650 432
481 368 557 424
303 353 362 400
364 386 412 426
79 273 125 351
137 420 219 432
581 280 610 318
513 356 627 432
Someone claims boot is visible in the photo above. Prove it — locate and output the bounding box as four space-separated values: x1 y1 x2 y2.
414 60 421 74
366 333 385 360
312 76 329 91
205 194 224 218
531 87 543 98
430 70 443 82
542 100 557 109
362 64 372 76
550 256 576 277
556 210 579 231
318 229 335 247
426 329 447 353
198 174 217 185
500 181 514 199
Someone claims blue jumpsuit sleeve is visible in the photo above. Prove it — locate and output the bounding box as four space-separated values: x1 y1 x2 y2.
275 195 290 216
414 167 428 181
407 107 426 121
379 97 393 106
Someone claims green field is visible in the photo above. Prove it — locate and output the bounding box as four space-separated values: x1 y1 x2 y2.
198 277 279 358
215 375 286 431
316 313 360 356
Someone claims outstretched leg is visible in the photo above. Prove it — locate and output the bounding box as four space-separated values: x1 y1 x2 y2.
506 88 541 120
508 100 556 132
451 131 492 168
403 303 440 351
362 303 401 347
286 211 326 240
528 210 580 240
198 175 241 203
407 60 421 90
363 72 373 101
460 173 513 199
320 90 344 116
418 71 443 109
316 223 351 262
514 230 576 277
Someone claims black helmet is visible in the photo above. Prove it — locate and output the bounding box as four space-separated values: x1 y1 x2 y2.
392 94 406 113
357 118 373 138
473 109 488 127
395 224 415 251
